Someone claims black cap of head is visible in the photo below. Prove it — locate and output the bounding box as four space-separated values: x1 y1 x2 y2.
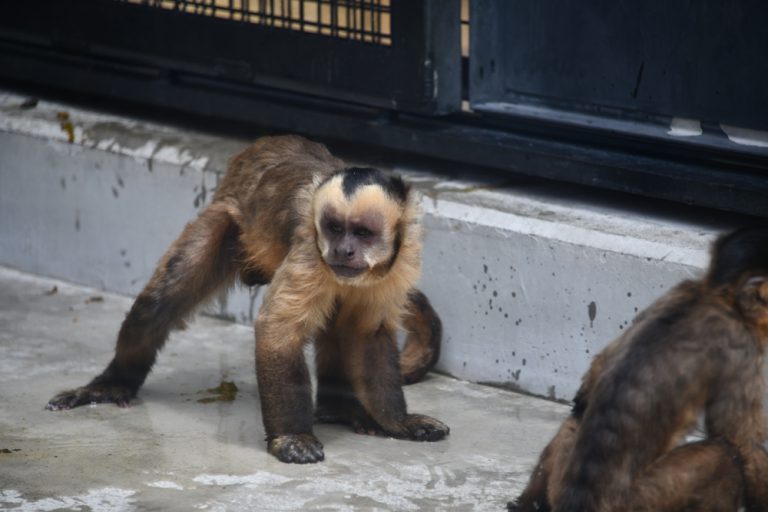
336 167 408 204
708 225 768 286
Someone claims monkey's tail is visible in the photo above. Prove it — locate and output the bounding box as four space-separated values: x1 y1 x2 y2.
400 289 442 384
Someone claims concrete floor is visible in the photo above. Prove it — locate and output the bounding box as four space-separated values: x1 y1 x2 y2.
0 266 567 511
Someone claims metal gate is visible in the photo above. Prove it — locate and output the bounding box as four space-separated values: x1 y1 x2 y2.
0 0 461 114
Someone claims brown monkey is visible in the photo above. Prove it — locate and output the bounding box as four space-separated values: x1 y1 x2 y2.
46 135 448 463
510 226 768 512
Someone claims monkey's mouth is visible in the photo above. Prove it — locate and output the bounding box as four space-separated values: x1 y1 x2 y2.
330 264 367 278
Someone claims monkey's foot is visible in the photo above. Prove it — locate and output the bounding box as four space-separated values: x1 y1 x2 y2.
268 434 325 464
45 384 136 410
398 413 450 441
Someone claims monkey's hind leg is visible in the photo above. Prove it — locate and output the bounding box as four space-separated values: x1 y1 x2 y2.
314 328 384 436
508 415 579 512
46 204 241 410
626 440 744 512
400 289 442 385
342 324 450 442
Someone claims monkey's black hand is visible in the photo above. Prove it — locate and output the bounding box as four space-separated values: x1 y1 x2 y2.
268 434 325 464
506 497 548 511
399 413 450 441
45 383 136 410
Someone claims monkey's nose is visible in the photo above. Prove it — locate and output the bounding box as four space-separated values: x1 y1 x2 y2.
334 246 355 260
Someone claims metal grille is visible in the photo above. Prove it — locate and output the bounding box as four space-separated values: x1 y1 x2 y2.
122 0 392 44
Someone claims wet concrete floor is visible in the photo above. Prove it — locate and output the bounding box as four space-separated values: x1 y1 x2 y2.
0 266 567 511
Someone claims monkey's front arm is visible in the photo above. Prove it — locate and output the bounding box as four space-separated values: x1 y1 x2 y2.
253 260 335 464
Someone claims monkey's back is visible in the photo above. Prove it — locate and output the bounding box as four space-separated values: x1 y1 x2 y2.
214 135 345 281
558 280 754 510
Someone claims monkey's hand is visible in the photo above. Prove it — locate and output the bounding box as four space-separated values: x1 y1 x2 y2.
506 499 544 512
45 382 136 410
392 413 450 442
268 434 325 464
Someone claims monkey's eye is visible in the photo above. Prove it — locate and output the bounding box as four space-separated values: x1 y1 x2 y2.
327 222 343 234
354 227 373 238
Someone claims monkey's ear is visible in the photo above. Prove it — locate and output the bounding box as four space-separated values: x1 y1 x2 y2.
744 276 768 304
386 174 409 204
755 278 768 304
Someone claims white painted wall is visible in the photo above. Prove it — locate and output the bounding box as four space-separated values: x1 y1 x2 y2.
1 91 744 401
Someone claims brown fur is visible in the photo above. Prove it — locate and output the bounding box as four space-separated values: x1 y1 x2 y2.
510 226 768 512
46 135 447 463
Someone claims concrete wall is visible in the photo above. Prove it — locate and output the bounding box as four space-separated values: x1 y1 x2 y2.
0 91 742 401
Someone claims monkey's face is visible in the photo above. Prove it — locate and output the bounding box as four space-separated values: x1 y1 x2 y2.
313 174 404 285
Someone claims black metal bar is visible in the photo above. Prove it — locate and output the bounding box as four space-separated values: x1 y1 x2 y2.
0 41 765 217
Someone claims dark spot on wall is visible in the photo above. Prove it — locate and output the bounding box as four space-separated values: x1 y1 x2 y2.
588 301 597 327
20 97 38 109
194 183 208 208
112 186 119 198
60 177 66 190
75 210 81 232
483 264 488 274
492 290 498 297
117 176 125 188
627 292 632 297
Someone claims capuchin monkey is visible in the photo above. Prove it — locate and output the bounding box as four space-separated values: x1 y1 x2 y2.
510 226 768 512
46 135 448 463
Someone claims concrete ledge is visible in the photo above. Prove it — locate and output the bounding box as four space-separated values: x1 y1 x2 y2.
0 91 749 401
